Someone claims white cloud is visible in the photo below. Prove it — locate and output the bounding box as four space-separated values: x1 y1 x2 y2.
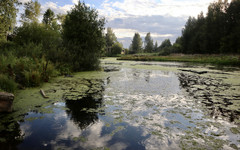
42 2 73 14
112 28 173 39
72 0 79 5
99 0 213 47
99 0 212 20
18 0 31 3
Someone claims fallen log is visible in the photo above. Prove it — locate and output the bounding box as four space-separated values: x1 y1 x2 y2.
40 89 49 98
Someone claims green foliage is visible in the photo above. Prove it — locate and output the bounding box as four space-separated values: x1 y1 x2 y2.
105 27 119 56
14 22 61 61
0 74 18 93
144 32 154 53
62 1 105 71
159 47 171 56
0 0 18 41
131 33 143 54
17 42 43 58
118 54 240 66
23 70 41 87
42 8 55 25
111 42 123 56
105 27 117 48
159 39 172 49
153 41 158 52
0 41 17 55
13 57 56 87
180 0 240 54
21 0 41 23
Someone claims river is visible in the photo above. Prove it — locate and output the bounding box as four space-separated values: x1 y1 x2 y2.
0 58 240 150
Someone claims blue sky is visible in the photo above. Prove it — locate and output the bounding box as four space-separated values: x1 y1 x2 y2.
19 0 215 48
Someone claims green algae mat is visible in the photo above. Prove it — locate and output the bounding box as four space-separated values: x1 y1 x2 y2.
0 58 240 149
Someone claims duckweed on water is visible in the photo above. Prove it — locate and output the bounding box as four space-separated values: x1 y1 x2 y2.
0 71 106 144
72 136 88 143
230 127 240 134
109 126 125 136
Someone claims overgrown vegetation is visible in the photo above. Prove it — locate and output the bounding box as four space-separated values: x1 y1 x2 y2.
0 0 105 93
118 54 240 66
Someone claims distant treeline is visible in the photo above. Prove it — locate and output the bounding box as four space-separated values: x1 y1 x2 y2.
180 0 240 54
126 0 240 55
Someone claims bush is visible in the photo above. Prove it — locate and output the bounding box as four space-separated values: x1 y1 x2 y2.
12 57 56 87
24 70 41 87
0 74 18 93
16 42 43 58
159 47 171 56
14 22 61 61
0 41 17 55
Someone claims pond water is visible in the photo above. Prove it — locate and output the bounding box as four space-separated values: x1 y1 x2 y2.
0 58 240 150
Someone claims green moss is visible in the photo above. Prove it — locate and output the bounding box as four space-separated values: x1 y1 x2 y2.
151 131 163 138
230 144 238 150
230 127 240 134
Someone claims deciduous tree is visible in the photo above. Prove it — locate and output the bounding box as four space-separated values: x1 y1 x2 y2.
62 1 105 71
0 0 19 41
131 33 142 54
144 32 154 53
21 0 41 23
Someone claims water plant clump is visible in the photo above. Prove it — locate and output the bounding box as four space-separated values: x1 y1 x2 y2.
177 72 240 124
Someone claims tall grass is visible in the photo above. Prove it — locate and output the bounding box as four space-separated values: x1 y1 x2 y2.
0 74 18 93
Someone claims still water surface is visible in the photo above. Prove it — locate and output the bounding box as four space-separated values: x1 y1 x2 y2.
1 58 240 150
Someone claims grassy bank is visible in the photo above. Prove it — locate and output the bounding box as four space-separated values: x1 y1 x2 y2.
117 54 240 66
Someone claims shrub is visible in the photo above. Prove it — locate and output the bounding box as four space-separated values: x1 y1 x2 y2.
16 42 43 58
23 70 41 87
0 74 18 93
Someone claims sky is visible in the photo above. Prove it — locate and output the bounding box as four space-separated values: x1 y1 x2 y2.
18 0 216 48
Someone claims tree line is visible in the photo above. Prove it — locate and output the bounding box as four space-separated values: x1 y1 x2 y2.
0 0 105 92
180 0 240 54
126 0 240 55
127 32 175 55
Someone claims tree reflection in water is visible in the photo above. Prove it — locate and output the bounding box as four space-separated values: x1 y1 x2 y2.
0 116 23 150
65 93 104 130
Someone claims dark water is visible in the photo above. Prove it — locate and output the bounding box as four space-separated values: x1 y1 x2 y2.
0 58 240 150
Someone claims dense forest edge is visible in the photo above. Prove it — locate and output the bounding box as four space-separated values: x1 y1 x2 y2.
1 0 240 93
118 0 240 64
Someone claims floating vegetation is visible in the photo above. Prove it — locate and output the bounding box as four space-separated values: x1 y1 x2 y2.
230 127 240 134
1 59 240 149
